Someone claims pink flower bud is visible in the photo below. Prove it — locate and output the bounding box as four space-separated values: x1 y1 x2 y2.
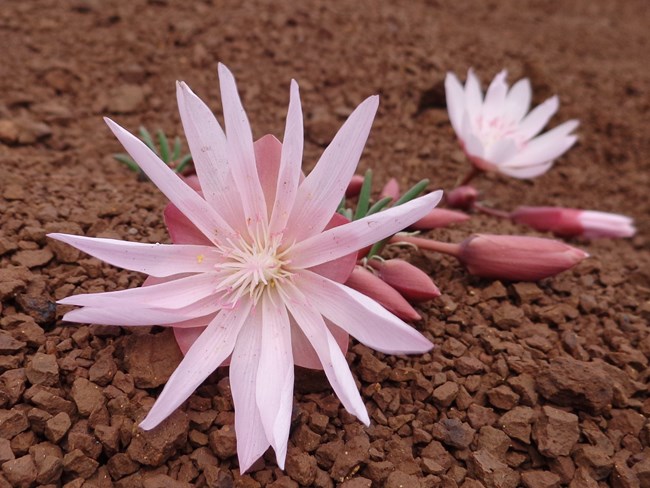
345 266 421 321
511 206 636 239
458 234 588 281
381 178 400 201
446 185 478 210
368 259 440 301
345 174 365 197
409 208 470 230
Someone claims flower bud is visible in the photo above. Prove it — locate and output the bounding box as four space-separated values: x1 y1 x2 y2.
446 185 478 210
381 178 400 201
345 174 365 197
511 206 636 239
410 208 470 230
345 266 421 321
368 259 440 301
458 234 588 281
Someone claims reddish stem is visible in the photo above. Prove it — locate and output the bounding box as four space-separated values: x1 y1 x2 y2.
473 202 511 219
457 166 481 187
389 235 462 257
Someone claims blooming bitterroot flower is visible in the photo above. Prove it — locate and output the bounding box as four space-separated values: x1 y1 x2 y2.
49 64 442 472
511 206 636 239
445 69 579 179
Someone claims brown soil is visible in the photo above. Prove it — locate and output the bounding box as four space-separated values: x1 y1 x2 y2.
1 1 649 487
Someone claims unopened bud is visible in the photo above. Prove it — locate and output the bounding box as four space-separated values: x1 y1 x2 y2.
381 178 400 201
410 208 470 230
511 206 636 239
345 266 421 321
368 259 440 301
446 185 478 210
345 174 365 197
458 234 588 281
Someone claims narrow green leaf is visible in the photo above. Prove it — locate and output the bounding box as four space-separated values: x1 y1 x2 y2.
353 169 373 220
366 196 393 216
113 154 140 173
172 136 182 161
342 208 353 220
174 153 193 174
157 130 170 163
139 126 158 154
394 179 429 206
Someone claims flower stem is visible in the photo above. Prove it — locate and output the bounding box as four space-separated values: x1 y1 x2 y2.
389 234 461 257
473 202 511 219
458 167 481 187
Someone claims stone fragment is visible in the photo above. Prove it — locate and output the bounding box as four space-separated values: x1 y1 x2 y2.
44 412 71 443
521 470 561 488
88 351 117 386
25 353 59 386
467 404 499 429
143 474 192 488
0 331 26 354
487 385 520 410
358 353 390 382
455 356 486 375
107 452 139 480
34 454 63 485
71 378 105 416
15 294 56 325
432 418 476 449
11 248 54 268
1 454 37 488
507 374 538 406
611 462 640 488
569 467 599 488
331 435 370 482
127 410 189 465
536 358 612 413
492 303 524 328
107 84 146 114
468 449 520 488
500 406 535 444
532 406 579 457
63 449 99 478
0 120 19 144
0 439 13 463
0 369 26 407
123 330 183 388
208 425 237 459
477 426 511 459
573 445 613 480
631 458 650 487
285 448 317 486
385 471 420 488
0 408 29 438
433 381 459 407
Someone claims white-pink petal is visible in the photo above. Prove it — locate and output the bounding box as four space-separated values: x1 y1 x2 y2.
297 271 434 355
105 118 235 243
482 69 508 122
507 119 579 167
445 72 465 135
517 96 560 141
229 305 271 473
140 298 252 430
47 233 221 277
58 273 220 309
505 78 532 123
285 284 369 425
270 80 304 235
218 63 268 230
291 190 442 269
256 293 294 469
464 68 483 123
285 95 379 243
176 81 246 234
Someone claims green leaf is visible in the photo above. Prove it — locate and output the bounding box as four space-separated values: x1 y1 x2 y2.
139 126 158 154
157 130 170 163
342 208 353 220
172 136 182 161
113 154 140 173
394 179 429 206
174 154 193 174
353 169 373 220
366 196 393 216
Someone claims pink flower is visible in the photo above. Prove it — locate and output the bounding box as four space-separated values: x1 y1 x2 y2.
381 178 400 201
445 69 579 179
48 64 441 472
345 174 365 197
511 206 636 239
458 234 588 281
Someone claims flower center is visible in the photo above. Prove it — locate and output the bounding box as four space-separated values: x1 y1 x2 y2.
215 225 293 305
474 115 525 149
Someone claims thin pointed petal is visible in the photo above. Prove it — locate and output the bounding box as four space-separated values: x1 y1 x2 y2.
218 63 268 229
298 271 434 355
285 284 369 425
517 96 560 140
256 293 293 469
505 78 532 123
445 72 465 135
47 233 221 277
270 80 303 234
286 95 379 243
139 298 252 430
291 191 442 269
230 305 271 473
104 118 235 243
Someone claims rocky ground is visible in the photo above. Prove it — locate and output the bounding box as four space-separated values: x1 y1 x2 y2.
0 0 649 487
